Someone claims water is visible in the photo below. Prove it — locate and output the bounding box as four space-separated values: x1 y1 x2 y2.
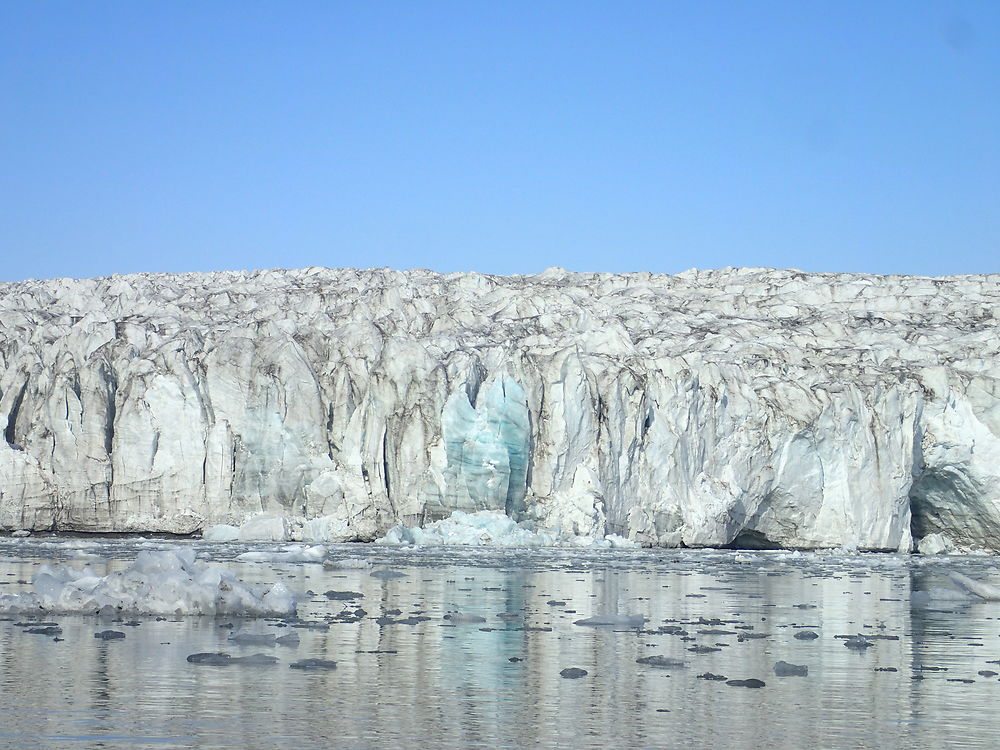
1 538 1000 749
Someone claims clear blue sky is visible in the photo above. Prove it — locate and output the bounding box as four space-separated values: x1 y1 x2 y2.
2 2 998 282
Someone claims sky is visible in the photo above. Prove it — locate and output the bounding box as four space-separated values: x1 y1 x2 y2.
1 2 998 282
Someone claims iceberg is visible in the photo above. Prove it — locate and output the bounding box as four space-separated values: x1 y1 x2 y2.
0 548 296 616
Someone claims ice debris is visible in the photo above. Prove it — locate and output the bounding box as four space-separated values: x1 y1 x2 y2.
202 525 240 542
290 658 337 670
323 558 372 570
773 661 808 677
573 614 647 628
235 545 327 564
186 652 279 666
0 548 296 616
377 510 637 548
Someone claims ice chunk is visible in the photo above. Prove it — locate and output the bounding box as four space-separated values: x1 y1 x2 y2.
917 533 957 555
236 545 327 564
636 655 686 668
301 515 351 543
444 612 487 624
186 652 279 666
202 524 240 542
238 514 291 542
773 661 808 676
228 632 276 645
290 658 337 670
0 548 297 616
573 614 647 628
323 558 372 570
947 571 1000 600
377 510 637 548
94 630 126 641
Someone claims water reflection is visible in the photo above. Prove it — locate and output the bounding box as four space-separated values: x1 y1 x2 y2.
1 541 1000 747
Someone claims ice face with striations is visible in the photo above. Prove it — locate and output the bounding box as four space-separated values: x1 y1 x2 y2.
1 266 999 552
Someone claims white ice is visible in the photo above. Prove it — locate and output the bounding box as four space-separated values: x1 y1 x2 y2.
236 545 328 564
377 510 638 548
0 548 297 616
946 571 1000 600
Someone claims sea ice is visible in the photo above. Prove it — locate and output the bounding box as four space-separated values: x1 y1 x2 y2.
0 548 297 616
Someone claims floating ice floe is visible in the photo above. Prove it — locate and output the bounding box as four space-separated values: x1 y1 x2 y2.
323 557 372 570
377 510 637 548
946 571 1000 601
0 548 296 616
235 545 328 564
574 614 647 628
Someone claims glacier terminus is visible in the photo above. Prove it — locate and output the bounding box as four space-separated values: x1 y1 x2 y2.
1 266 998 553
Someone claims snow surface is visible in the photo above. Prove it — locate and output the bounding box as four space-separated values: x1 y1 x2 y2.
0 548 296 616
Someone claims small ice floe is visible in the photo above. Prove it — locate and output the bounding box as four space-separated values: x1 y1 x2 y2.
11 530 31 538
94 630 126 641
843 635 874 650
370 569 407 579
228 632 277 646
946 572 1000 601
324 590 364 601
573 614 647 628
236 545 327 564
186 652 278 666
636 656 686 669
0 548 297 616
726 678 765 688
289 658 337 670
443 612 486 624
773 661 808 677
323 558 372 570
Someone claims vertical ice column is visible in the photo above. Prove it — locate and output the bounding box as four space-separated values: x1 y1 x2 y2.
441 377 530 516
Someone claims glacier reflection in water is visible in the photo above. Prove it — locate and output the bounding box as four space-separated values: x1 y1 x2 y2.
1 539 1000 749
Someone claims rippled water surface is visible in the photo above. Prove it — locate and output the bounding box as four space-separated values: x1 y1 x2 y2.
2 538 1000 749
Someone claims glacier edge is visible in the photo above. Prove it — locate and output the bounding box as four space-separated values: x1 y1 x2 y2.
1 265 998 552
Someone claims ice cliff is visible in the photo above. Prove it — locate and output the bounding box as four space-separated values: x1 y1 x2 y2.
1 266 998 552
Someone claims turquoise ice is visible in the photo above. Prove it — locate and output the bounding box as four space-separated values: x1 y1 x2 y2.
441 377 530 516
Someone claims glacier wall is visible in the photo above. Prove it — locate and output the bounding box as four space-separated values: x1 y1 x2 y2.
1 266 999 551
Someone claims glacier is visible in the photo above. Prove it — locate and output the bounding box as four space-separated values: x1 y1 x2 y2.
1 265 999 552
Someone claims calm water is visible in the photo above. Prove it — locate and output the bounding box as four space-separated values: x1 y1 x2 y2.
1 538 999 749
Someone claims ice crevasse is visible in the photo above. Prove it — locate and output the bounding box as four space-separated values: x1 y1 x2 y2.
1 266 1000 552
